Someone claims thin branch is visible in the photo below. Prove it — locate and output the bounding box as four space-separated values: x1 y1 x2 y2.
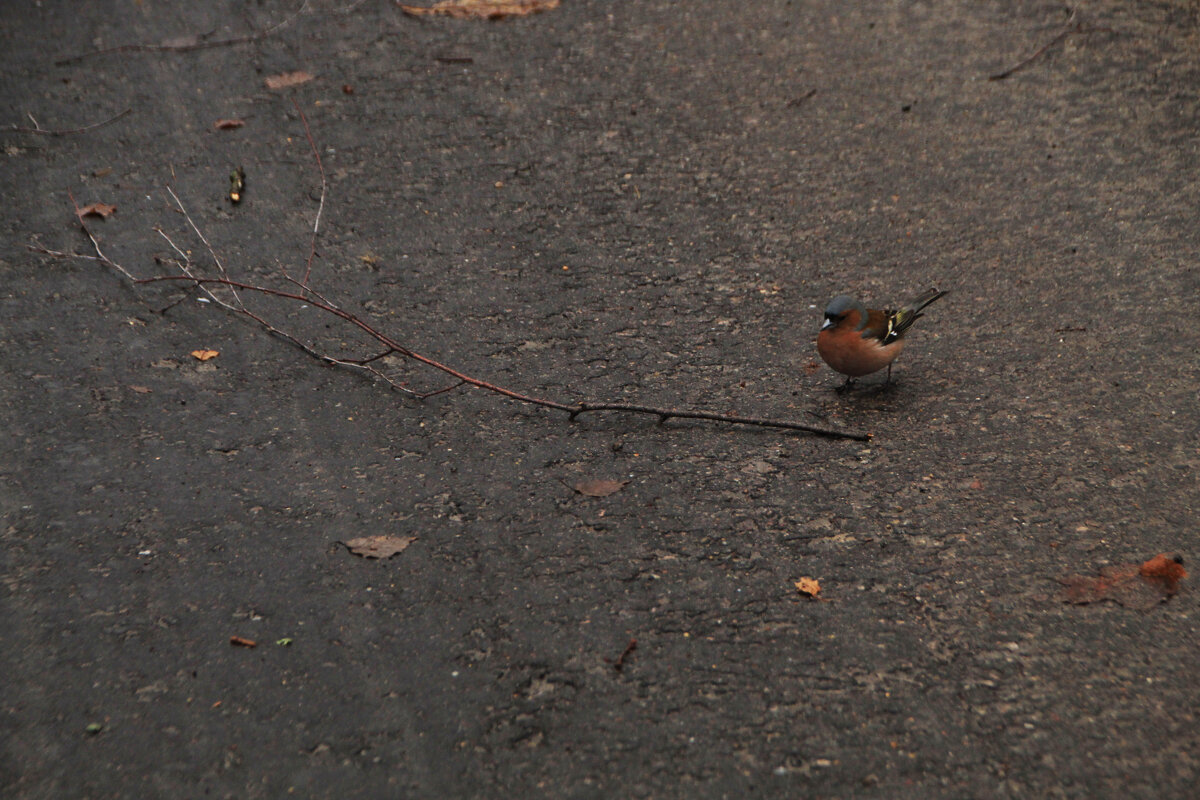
292 98 326 287
570 402 871 441
989 9 1116 81
2 108 131 137
66 190 136 282
55 2 308 66
164 185 247 311
34 103 869 442
128 273 867 439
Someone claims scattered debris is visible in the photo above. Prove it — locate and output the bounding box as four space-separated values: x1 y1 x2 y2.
129 385 152 394
275 638 293 647
229 636 258 648
344 535 416 559
264 71 314 90
574 479 629 498
85 722 104 735
214 118 245 130
190 349 219 361
1058 553 1186 610
398 0 561 20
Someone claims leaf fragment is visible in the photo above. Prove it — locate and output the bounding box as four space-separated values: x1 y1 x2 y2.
77 202 116 219
264 71 314 90
229 636 258 648
190 349 219 361
398 0 560 19
574 479 628 498
344 535 416 559
1058 552 1186 610
214 118 245 130
794 577 821 598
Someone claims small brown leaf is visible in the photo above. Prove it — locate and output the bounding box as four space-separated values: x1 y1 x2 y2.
968 478 984 490
264 71 314 90
214 118 245 130
345 535 416 559
794 577 821 598
398 0 560 19
190 349 219 362
1058 553 1186 610
129 385 152 394
229 636 257 648
574 479 628 498
77 202 116 219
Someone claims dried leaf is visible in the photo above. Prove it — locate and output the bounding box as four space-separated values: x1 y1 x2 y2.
1058 553 1186 611
77 202 116 219
214 118 245 130
345 535 416 559
574 479 628 498
398 0 560 19
794 577 821 598
264 71 314 90
229 636 257 648
129 385 152 394
190 349 219 361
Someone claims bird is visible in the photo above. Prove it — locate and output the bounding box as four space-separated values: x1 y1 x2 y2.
816 288 946 389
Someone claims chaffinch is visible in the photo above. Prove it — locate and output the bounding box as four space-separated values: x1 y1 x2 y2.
816 288 946 388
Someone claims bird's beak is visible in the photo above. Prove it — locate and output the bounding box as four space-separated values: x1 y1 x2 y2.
820 317 835 331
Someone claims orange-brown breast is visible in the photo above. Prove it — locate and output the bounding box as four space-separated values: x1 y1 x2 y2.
817 315 905 377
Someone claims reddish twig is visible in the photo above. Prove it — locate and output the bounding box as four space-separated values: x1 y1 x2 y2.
610 638 638 672
989 9 1116 81
32 109 870 442
2 108 131 137
55 2 307 66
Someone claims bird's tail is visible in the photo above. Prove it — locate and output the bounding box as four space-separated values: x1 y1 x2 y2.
886 289 946 340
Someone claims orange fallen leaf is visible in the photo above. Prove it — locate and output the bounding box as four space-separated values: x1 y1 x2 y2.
794 577 821 597
229 636 257 648
190 349 219 361
574 479 628 498
77 202 116 219
968 478 984 490
214 118 245 129
344 535 416 559
264 71 314 90
1058 553 1186 610
398 0 560 19
803 359 821 376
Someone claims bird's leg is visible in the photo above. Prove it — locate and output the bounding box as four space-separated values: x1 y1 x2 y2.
885 363 893 386
835 376 856 394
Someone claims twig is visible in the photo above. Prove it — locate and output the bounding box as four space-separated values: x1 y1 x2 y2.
66 190 136 282
124 271 869 440
55 2 308 66
2 108 131 137
34 109 870 442
291 99 326 287
610 638 638 672
988 9 1115 81
571 402 871 441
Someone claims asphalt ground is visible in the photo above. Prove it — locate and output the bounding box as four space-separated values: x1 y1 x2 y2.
2 1 1199 797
